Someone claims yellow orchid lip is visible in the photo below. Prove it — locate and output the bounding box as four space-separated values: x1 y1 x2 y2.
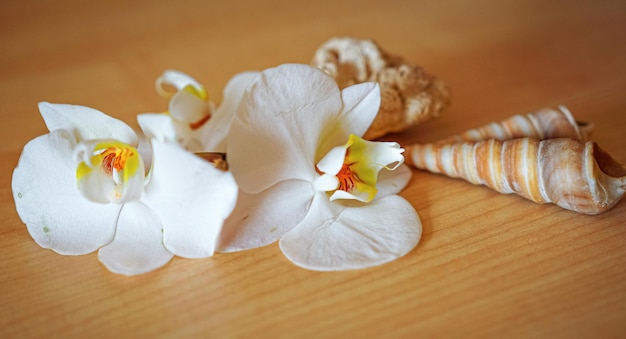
77 141 139 181
340 134 378 201
182 83 208 101
315 134 405 203
76 141 143 203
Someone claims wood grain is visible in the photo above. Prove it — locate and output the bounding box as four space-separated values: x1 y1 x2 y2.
2 0 625 337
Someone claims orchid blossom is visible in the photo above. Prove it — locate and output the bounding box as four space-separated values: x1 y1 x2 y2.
138 70 213 152
219 64 422 271
12 102 238 275
138 69 259 152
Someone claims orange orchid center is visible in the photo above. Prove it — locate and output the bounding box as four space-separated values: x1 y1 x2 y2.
99 147 134 176
336 160 360 193
76 141 143 203
189 113 211 130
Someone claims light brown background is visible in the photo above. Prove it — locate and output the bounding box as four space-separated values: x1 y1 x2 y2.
2 0 625 337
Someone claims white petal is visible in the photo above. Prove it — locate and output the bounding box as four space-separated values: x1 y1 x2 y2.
38 102 137 145
312 173 339 192
279 193 422 271
98 201 174 275
366 140 405 170
376 164 413 198
136 133 154 175
339 82 381 136
138 113 205 152
142 140 238 258
156 69 205 97
137 113 178 144
169 90 211 123
317 82 380 157
227 64 343 194
12 129 119 255
218 180 314 252
329 189 370 202
200 71 260 152
316 144 347 175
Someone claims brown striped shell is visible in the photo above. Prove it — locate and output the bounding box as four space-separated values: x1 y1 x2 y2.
435 106 592 144
405 137 626 215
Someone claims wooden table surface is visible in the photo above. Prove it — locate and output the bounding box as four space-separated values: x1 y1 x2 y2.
2 0 625 337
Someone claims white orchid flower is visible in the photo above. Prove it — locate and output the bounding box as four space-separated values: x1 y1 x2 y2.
138 69 259 152
12 102 238 275
219 64 422 271
137 69 213 152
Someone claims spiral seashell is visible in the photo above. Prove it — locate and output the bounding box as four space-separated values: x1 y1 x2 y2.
405 138 626 214
435 106 593 144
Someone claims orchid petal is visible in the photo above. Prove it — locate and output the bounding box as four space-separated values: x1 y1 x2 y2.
375 164 413 198
218 180 314 252
142 140 238 258
169 89 211 123
137 113 205 152
312 173 339 192
329 189 371 202
227 64 343 194
200 71 260 152
338 82 381 137
136 133 154 174
38 102 137 145
137 113 179 144
316 144 347 176
155 69 207 99
98 201 174 275
279 193 422 271
317 82 380 158
12 129 119 255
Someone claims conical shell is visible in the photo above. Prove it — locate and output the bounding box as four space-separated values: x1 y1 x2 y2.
435 106 593 144
405 138 626 215
311 37 451 139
